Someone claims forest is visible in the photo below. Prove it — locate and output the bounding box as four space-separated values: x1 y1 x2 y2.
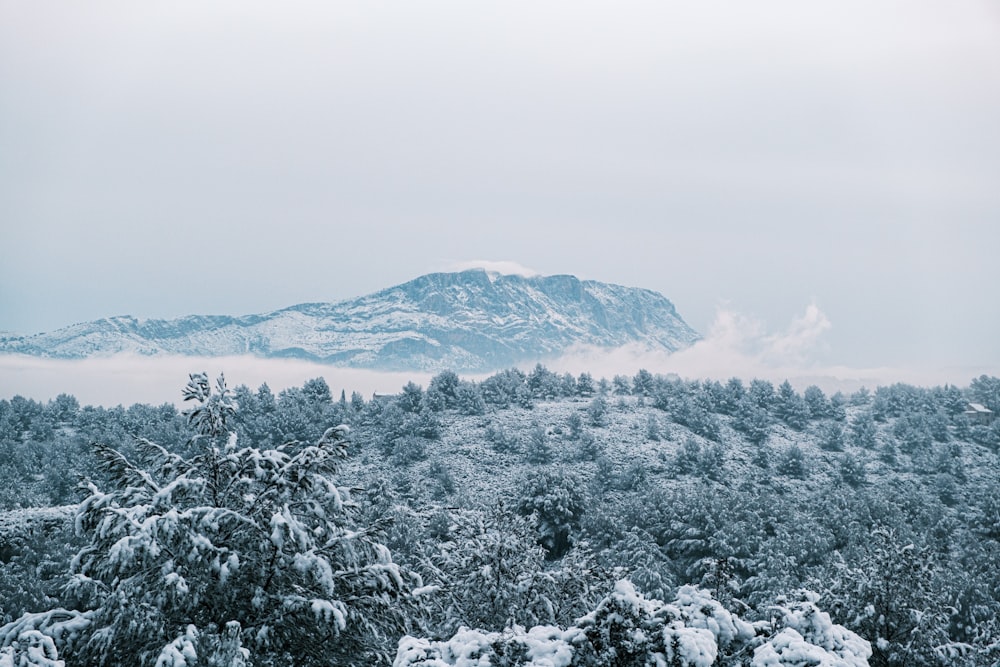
2 368 1000 666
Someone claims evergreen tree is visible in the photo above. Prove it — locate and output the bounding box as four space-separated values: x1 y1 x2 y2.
4 374 413 666
527 364 561 399
454 382 486 416
577 432 602 462
417 506 608 636
732 398 771 445
719 377 746 415
803 385 829 419
748 379 776 410
426 370 460 410
586 396 609 427
776 444 808 479
839 452 867 487
525 424 553 464
612 375 632 396
399 382 424 413
517 470 587 559
825 527 954 667
645 415 661 442
632 369 655 397
566 412 584 440
819 422 845 451
850 411 878 449
776 381 810 430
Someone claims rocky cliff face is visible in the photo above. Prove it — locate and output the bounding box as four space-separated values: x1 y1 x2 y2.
0 271 700 372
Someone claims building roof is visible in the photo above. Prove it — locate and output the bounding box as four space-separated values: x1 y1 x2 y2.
965 402 993 414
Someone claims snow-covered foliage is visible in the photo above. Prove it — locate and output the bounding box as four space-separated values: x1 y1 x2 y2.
516 470 587 558
409 505 611 637
395 625 575 667
6 370 1000 666
0 610 91 659
0 631 64 667
2 373 413 666
754 591 871 667
820 528 959 667
394 580 866 667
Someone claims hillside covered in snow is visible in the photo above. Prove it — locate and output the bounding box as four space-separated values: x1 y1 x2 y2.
2 370 1000 665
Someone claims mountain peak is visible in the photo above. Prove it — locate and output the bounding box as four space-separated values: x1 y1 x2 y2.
0 272 700 372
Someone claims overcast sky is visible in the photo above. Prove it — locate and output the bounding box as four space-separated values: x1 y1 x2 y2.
2 1 999 375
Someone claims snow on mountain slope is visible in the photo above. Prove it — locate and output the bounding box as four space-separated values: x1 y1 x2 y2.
0 271 700 372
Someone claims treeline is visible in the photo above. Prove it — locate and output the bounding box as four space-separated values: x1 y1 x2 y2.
4 368 998 509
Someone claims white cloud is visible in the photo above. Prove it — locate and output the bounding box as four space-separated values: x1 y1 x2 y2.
543 304 994 393
446 260 540 277
0 354 432 407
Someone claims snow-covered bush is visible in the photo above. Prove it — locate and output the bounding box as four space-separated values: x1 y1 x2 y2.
394 581 867 667
395 625 573 667
1 374 413 666
0 630 64 667
755 591 871 667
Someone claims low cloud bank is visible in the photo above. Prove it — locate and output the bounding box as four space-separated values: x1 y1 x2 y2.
0 355 433 407
544 304 995 394
1 304 994 406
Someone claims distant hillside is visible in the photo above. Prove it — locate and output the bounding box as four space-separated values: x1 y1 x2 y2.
0 270 700 372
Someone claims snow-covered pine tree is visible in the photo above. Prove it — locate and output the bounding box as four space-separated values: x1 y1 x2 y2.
408 503 612 641
5 373 413 666
517 469 586 559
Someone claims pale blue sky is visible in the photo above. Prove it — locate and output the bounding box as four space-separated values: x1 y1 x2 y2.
1 1 998 371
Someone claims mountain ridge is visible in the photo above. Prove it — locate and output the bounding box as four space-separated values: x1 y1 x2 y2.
0 270 700 372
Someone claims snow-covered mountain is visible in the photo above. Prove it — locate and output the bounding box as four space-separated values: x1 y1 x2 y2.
0 270 700 372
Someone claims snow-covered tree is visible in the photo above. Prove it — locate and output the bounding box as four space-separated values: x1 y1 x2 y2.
823 527 955 667
481 369 532 409
426 370 460 411
819 422 845 452
586 396 608 427
454 382 486 416
399 381 425 413
776 381 810 430
612 375 632 396
748 379 776 410
646 415 662 442
416 505 609 636
849 411 878 449
517 470 587 559
3 374 413 666
733 398 771 445
525 424 554 465
633 369 655 397
528 364 562 400
566 412 584 440
803 385 830 420
776 444 808 479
